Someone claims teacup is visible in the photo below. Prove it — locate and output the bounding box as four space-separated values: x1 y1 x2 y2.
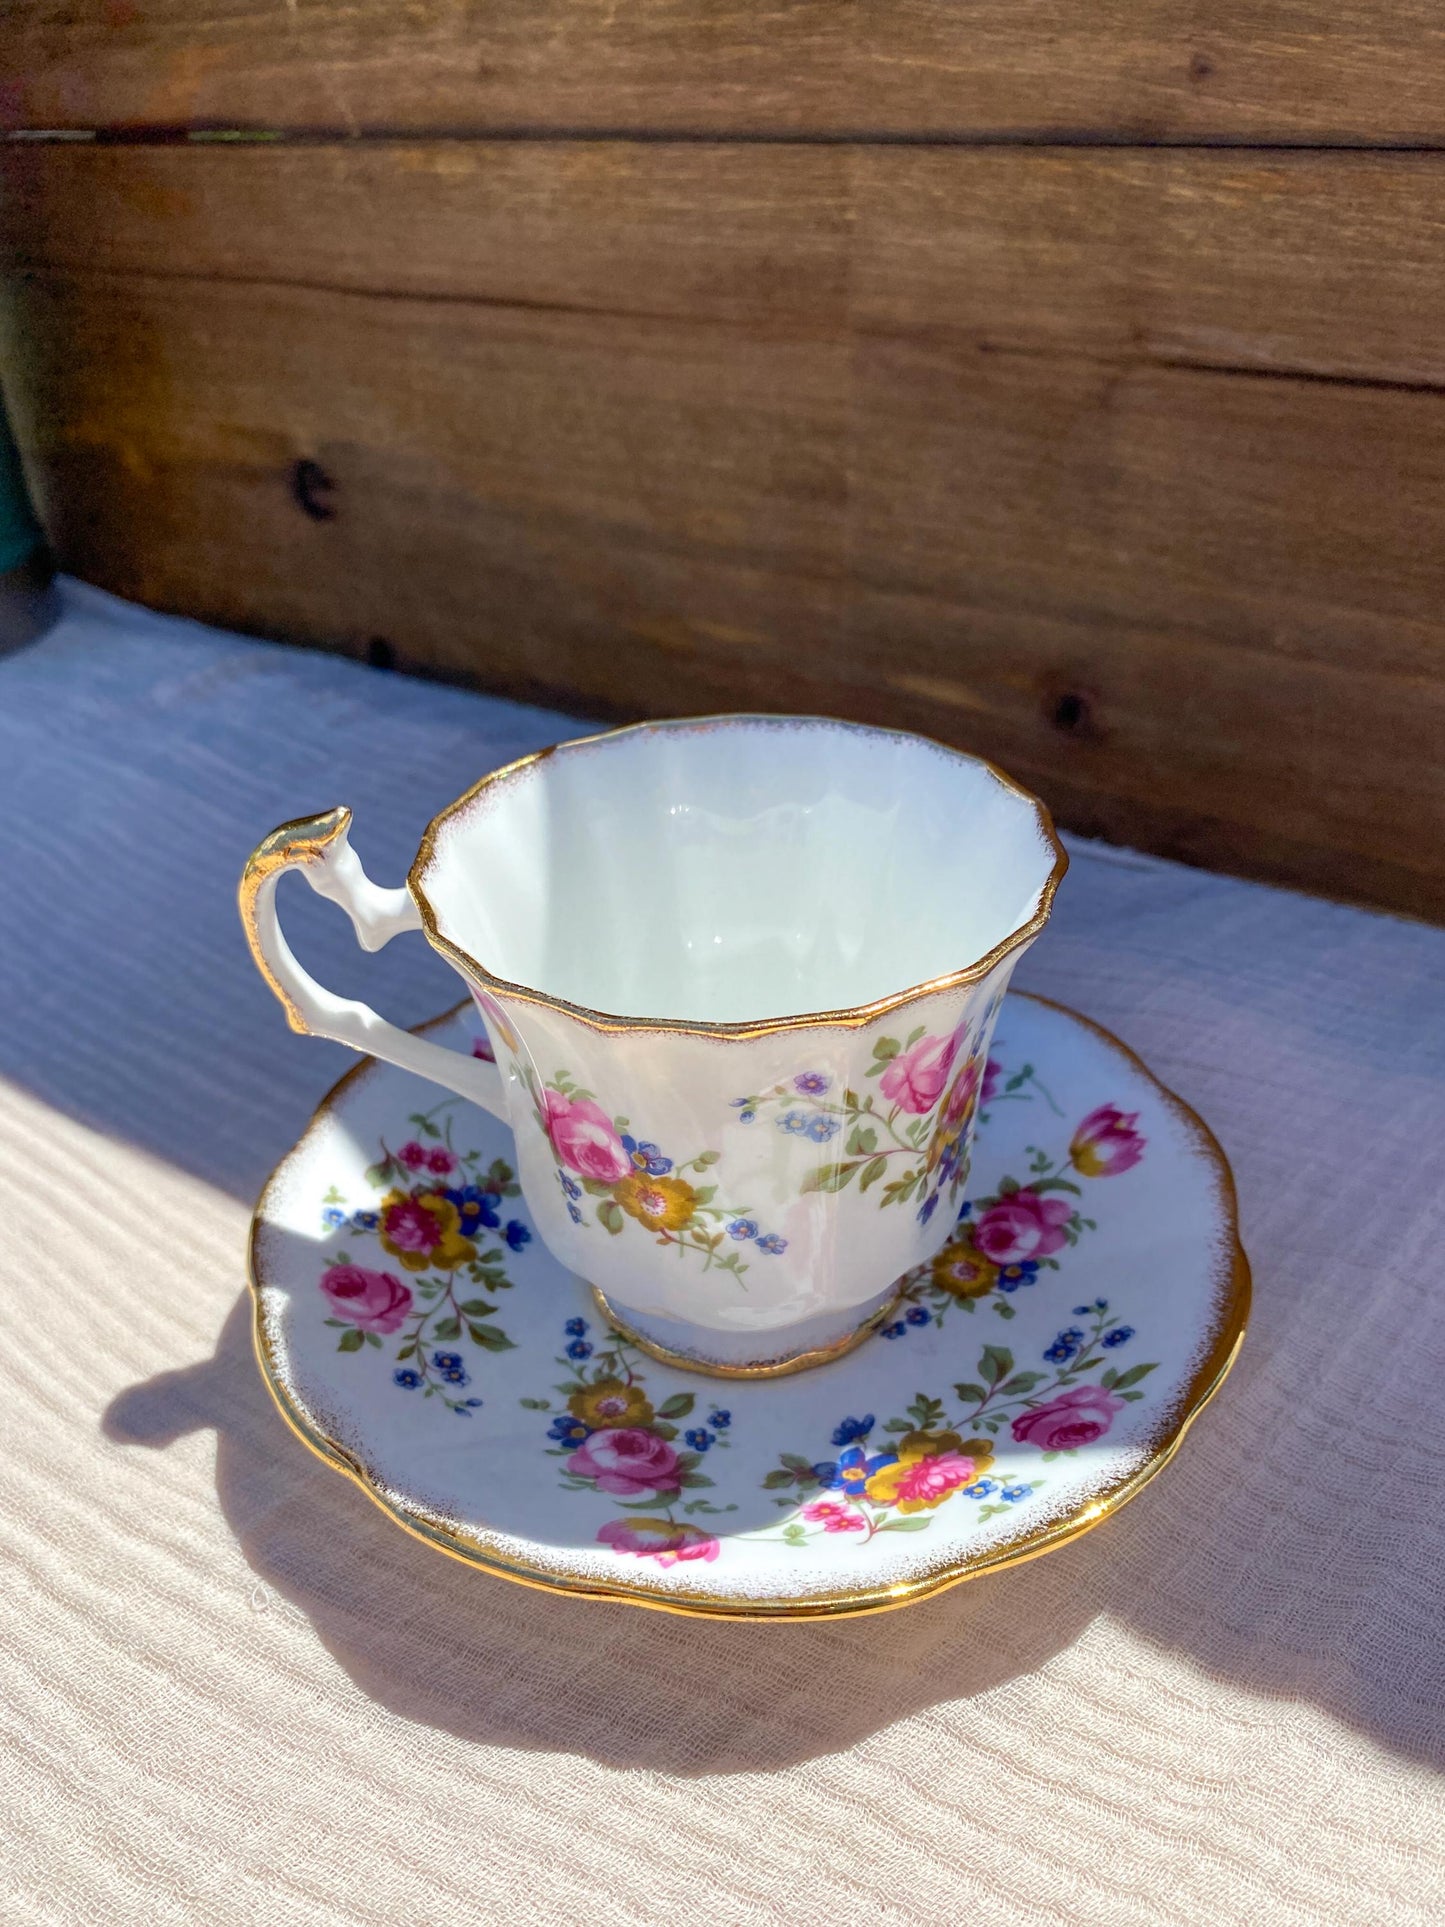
240 716 1066 1375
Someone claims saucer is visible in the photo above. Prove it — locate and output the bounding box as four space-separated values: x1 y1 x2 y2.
249 994 1249 1619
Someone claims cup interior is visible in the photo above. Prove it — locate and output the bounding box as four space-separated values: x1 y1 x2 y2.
417 717 1062 1025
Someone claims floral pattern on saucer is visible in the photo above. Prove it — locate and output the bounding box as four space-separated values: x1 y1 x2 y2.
314 1087 528 1414
252 995 1248 1618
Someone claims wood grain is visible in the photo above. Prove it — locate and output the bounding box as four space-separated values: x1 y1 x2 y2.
4 140 1444 917
6 1 1445 142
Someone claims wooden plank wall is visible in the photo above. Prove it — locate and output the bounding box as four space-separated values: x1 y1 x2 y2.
3 7 1445 919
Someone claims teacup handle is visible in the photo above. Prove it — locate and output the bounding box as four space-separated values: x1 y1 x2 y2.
239 806 506 1119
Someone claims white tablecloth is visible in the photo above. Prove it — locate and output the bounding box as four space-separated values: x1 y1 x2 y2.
2 581 1442 1925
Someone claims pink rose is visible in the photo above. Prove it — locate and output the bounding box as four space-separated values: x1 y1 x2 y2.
1010 1384 1127 1452
597 1518 719 1566
542 1088 633 1183
568 1427 682 1497
398 1141 429 1170
802 1499 868 1534
380 1196 442 1255
888 1451 976 1509
319 1263 413 1333
879 1029 961 1115
981 1056 1002 1106
974 1189 1073 1264
1070 1104 1146 1178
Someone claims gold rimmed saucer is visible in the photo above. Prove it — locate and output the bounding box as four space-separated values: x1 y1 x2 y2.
248 993 1249 1620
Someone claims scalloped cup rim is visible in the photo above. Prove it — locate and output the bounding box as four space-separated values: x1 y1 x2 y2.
407 714 1069 1038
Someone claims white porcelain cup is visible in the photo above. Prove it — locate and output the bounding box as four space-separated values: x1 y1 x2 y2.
241 716 1066 1376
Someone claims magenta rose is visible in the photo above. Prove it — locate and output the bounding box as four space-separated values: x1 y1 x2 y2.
1070 1104 1146 1178
1011 1384 1127 1451
380 1195 442 1256
879 1029 962 1115
471 1035 496 1063
542 1088 633 1183
397 1140 429 1170
597 1518 719 1566
974 1189 1073 1264
426 1146 457 1176
319 1263 413 1333
568 1427 682 1497
981 1055 1002 1106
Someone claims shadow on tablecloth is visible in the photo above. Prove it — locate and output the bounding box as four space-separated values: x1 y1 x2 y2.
103 1284 1445 1777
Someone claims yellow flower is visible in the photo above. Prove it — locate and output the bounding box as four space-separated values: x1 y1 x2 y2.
614 1173 698 1234
568 1377 655 1429
378 1189 477 1273
929 1232 999 1299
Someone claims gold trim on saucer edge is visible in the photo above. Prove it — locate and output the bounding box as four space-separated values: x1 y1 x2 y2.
247 994 1252 1623
588 1280 907 1381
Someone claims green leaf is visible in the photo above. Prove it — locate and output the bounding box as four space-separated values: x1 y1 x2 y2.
336 1328 363 1352
845 1124 878 1157
997 1175 1020 1197
878 1515 932 1532
953 1381 987 1405
800 1161 861 1194
1120 1389 1145 1401
458 1298 496 1317
323 1318 346 1328
695 1149 721 1167
396 1343 416 1361
782 1522 808 1544
780 1452 816 1474
681 1473 714 1489
1109 1361 1159 1391
658 1392 696 1419
995 1301 1016 1320
692 1185 717 1206
882 1418 912 1434
904 1024 927 1048
979 1344 1014 1387
652 1421 678 1440
518 1397 550 1410
1000 1371 1045 1395
598 1199 625 1236
322 1184 345 1204
469 1321 515 1351
363 1330 382 1349
762 1469 797 1490
871 1036 901 1062
431 1315 461 1342
582 1178 616 1197
858 1155 889 1193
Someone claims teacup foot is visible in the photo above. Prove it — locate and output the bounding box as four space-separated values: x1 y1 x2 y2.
589 1279 906 1379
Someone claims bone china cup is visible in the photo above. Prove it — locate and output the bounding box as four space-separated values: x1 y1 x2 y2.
240 716 1067 1376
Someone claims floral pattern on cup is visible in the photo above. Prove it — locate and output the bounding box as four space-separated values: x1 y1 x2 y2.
521 1317 738 1566
727 995 1055 1228
521 1066 789 1283
315 1093 531 1413
760 1297 1155 1549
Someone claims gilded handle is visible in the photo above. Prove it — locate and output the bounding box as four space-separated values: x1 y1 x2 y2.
239 807 506 1118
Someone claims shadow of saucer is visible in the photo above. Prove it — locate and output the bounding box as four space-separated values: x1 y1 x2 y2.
105 1293 1103 1773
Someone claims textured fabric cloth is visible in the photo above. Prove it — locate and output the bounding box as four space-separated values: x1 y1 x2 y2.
1 580 1442 1926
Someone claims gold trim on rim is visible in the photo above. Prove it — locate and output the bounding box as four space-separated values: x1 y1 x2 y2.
247 993 1251 1622
406 715 1070 1041
589 1279 907 1380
